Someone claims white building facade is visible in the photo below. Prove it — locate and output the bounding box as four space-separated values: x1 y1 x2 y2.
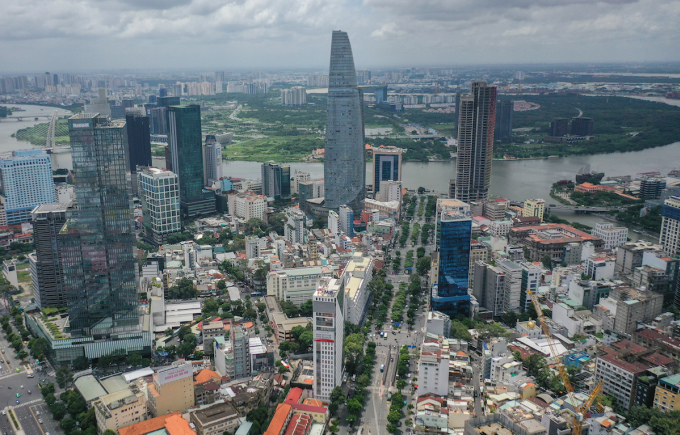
139 168 181 246
313 278 345 401
591 222 628 250
267 266 323 306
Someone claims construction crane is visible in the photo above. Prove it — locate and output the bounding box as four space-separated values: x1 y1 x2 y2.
527 290 603 435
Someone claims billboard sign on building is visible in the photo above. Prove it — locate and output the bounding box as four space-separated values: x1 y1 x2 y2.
156 364 192 385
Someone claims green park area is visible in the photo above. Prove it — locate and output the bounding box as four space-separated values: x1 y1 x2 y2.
11 91 680 162
497 93 680 158
13 117 70 146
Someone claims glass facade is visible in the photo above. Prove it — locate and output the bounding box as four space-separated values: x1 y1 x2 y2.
167 105 215 217
324 30 366 215
30 204 68 309
261 162 291 199
61 114 138 337
125 112 152 173
373 153 400 194
139 168 181 246
455 81 497 203
431 211 472 318
0 149 56 224
203 135 223 186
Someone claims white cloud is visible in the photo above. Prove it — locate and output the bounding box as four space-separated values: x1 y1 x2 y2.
0 0 678 71
371 23 405 39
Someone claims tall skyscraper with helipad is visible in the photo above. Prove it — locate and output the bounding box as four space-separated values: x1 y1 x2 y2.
323 30 365 215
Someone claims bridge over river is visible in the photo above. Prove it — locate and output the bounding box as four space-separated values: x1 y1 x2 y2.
545 204 634 214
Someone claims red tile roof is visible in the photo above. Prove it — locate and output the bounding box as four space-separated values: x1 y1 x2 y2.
264 404 292 435
118 411 195 435
291 403 328 415
195 369 222 385
283 414 312 435
285 387 304 405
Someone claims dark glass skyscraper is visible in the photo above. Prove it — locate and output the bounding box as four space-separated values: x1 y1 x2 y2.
61 114 138 337
261 161 291 200
125 112 152 173
167 105 216 217
431 207 472 318
454 81 497 203
30 203 68 309
324 30 365 215
494 99 513 143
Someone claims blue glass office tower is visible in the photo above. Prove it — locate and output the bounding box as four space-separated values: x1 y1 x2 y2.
324 30 366 215
372 148 402 195
61 114 138 337
167 105 216 217
431 210 472 318
0 150 55 224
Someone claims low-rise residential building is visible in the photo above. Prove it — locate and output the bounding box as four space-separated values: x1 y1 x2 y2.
634 328 680 364
523 199 545 222
595 340 674 412
426 311 452 338
148 363 195 417
264 403 293 435
484 198 509 221
191 401 241 435
221 373 274 414
489 220 513 237
552 302 602 338
118 411 195 435
228 192 267 221
267 267 324 306
594 286 664 335
202 320 225 356
591 222 628 250
270 312 312 344
653 373 680 412
342 253 373 325
93 383 147 434
214 325 251 379
508 223 603 263
585 256 616 280
418 336 451 397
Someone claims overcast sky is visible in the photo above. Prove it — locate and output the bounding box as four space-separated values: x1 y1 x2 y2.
2 0 680 73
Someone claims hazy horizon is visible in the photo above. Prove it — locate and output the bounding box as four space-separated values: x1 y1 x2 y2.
2 0 680 74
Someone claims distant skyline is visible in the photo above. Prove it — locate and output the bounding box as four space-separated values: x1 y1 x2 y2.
2 0 680 73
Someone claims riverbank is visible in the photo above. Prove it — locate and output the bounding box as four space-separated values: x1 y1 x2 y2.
496 93 680 159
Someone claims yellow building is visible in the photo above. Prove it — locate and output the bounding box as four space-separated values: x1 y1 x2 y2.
94 383 147 434
523 199 545 222
654 374 680 412
469 240 490 267
148 363 195 416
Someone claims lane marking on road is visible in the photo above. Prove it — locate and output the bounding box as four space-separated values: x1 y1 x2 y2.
28 404 46 435
13 399 41 409
372 392 381 435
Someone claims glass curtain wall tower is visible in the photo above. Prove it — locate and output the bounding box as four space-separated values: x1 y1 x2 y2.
60 114 138 337
167 105 216 217
323 30 366 215
454 81 497 203
431 209 472 318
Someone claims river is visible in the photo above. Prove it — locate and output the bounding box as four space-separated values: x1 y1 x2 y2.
2 104 673 242
0 104 73 153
